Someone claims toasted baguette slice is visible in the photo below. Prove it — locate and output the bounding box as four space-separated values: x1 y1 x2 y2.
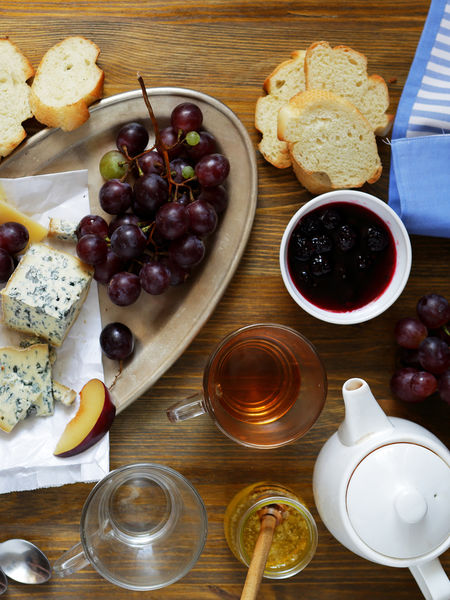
278 89 382 194
255 50 305 168
305 41 392 136
30 36 104 131
0 39 34 157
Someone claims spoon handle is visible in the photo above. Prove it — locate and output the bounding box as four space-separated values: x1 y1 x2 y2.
240 513 277 600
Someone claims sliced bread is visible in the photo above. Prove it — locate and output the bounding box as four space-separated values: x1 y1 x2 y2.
255 50 305 168
30 36 104 131
304 41 392 136
0 39 34 157
278 89 382 194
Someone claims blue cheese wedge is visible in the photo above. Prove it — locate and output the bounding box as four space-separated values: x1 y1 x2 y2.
1 243 93 346
0 344 54 432
52 380 76 406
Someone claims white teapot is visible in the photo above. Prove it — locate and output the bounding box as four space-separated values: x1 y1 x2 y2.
313 378 450 600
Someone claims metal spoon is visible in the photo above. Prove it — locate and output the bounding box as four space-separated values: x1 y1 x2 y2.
0 567 7 595
0 539 51 584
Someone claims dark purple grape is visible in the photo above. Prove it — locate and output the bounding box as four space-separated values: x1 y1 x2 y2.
0 222 29 255
398 347 422 369
161 257 189 285
171 102 203 133
100 322 134 360
185 131 217 161
417 293 450 329
137 150 164 175
390 367 424 402
438 370 450 404
335 224 357 252
116 122 149 157
99 179 133 215
366 225 389 252
169 234 205 268
76 234 108 265
158 126 183 159
110 224 147 260
134 173 169 216
107 272 141 306
197 185 228 214
195 153 230 187
94 248 127 284
76 214 109 239
410 371 438 398
155 202 189 240
170 157 194 183
108 213 141 237
0 248 14 282
394 317 428 349
139 261 171 295
418 336 450 374
187 200 218 236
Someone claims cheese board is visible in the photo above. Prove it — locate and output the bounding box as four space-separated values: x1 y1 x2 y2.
0 88 258 413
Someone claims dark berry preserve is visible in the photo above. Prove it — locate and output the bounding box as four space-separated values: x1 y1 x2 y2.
287 202 396 312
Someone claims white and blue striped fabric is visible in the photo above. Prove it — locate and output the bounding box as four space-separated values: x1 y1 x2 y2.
389 0 450 238
407 2 450 136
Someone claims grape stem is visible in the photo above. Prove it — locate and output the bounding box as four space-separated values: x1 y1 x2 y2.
137 73 197 198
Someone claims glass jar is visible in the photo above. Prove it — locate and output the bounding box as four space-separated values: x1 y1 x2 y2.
224 482 318 579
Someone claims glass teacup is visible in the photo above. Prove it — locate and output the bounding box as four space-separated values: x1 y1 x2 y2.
53 463 208 590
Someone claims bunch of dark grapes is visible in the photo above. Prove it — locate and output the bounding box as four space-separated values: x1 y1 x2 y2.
77 81 230 361
391 293 450 404
0 222 29 282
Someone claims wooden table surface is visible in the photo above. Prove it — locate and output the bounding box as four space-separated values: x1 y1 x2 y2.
1 1 449 599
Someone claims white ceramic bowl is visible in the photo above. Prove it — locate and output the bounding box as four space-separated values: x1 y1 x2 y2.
279 190 412 325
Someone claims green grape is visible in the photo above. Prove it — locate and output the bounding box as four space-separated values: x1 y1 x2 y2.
99 150 128 180
182 165 195 179
185 131 200 146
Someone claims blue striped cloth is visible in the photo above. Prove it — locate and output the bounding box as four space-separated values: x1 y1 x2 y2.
389 0 450 238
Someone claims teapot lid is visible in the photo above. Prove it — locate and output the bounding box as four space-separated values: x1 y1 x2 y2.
346 442 450 559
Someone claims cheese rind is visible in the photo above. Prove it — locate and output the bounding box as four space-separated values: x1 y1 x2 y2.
0 344 53 432
1 243 93 346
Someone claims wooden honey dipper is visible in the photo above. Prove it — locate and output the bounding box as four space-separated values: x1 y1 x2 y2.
240 503 285 600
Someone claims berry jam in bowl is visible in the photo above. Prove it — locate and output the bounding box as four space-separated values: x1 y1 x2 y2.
280 190 412 325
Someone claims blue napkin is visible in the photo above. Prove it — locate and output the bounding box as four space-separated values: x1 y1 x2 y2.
389 0 450 238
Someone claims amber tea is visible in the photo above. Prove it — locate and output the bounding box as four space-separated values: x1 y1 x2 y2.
207 334 301 425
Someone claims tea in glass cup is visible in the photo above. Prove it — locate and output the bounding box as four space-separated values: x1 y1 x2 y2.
224 482 318 579
166 323 327 448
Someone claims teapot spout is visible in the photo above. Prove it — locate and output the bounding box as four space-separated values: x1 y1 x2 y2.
338 378 393 447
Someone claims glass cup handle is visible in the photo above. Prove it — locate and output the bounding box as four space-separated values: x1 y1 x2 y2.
53 542 90 577
166 391 207 423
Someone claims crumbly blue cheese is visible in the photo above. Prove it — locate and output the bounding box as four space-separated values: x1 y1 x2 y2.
0 344 54 432
48 218 78 243
1 243 93 346
52 380 76 406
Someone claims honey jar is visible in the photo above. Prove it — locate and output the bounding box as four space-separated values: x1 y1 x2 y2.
224 482 318 579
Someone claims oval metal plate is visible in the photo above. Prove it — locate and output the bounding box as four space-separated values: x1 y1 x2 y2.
0 88 258 413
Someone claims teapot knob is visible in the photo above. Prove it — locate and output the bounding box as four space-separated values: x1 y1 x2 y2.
394 488 428 524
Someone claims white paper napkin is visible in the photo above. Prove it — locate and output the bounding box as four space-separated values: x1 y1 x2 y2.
0 170 109 494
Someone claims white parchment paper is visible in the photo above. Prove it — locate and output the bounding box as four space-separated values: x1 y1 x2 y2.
0 170 109 494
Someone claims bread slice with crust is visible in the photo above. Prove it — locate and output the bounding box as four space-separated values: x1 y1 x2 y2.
30 36 104 131
0 38 34 158
278 89 382 194
255 50 306 168
305 41 392 136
